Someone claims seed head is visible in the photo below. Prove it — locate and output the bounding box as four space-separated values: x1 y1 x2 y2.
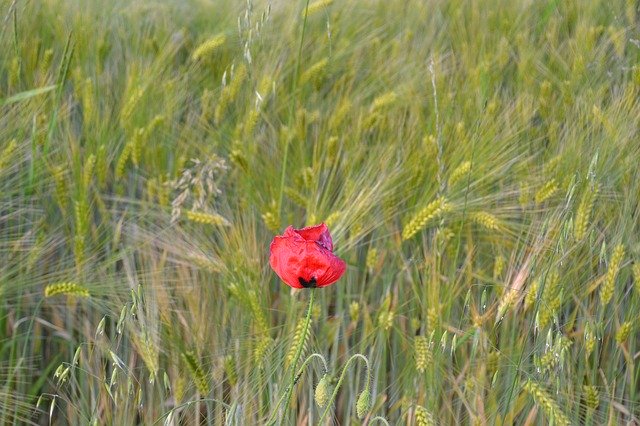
314 374 332 408
356 386 372 419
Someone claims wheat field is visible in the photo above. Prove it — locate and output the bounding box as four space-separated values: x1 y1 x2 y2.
1 0 640 424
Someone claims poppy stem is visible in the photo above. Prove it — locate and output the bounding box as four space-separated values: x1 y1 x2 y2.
317 353 371 424
293 352 328 385
266 288 315 425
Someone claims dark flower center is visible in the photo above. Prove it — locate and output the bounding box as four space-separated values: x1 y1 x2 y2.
298 276 317 288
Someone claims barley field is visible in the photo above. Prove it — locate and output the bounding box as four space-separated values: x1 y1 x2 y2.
1 0 640 424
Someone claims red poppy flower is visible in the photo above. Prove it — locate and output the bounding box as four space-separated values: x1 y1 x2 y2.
269 223 346 289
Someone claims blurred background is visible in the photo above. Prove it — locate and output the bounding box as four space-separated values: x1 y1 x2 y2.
1 0 640 424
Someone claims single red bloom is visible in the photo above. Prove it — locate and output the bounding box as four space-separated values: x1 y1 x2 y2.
269 223 346 289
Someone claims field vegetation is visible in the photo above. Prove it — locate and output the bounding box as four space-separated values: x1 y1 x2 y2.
1 0 640 424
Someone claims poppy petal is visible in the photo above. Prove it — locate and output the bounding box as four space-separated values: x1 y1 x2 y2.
316 251 346 287
269 223 345 289
282 225 297 238
294 223 333 251
269 235 303 288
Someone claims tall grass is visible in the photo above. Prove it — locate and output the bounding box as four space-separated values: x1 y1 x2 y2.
1 0 639 424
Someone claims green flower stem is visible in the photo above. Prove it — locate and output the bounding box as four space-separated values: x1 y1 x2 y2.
266 288 315 425
294 352 329 383
317 353 371 424
267 352 328 425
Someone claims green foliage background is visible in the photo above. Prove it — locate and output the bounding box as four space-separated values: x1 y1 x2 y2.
1 0 640 424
